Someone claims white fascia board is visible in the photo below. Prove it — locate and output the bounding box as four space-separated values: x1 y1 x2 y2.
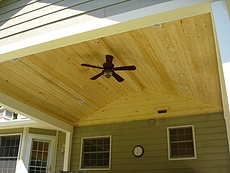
0 119 36 129
0 119 59 130
211 0 230 115
0 0 212 63
0 92 73 133
211 0 230 155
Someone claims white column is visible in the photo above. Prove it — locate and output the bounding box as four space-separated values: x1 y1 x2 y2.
63 131 73 171
211 0 230 153
16 127 29 173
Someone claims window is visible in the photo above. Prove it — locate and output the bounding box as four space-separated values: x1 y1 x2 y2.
167 125 196 160
0 134 21 173
80 136 111 170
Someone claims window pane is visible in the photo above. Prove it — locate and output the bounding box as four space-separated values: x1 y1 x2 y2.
32 141 38 150
0 135 20 157
44 143 49 152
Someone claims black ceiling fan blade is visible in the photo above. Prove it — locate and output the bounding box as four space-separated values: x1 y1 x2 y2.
90 71 104 80
106 55 113 65
113 65 136 71
112 71 124 82
81 64 103 69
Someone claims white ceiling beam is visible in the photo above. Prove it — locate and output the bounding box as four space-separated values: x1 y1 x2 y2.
0 92 73 133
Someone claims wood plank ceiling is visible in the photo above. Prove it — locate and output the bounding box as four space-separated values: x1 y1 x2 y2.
0 13 222 126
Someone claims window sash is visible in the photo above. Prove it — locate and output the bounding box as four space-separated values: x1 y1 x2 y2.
0 134 21 158
80 136 111 170
168 126 196 160
0 134 21 172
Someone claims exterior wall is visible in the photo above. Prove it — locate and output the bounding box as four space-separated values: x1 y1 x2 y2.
0 0 170 46
0 127 56 136
69 112 230 173
29 127 56 136
0 128 23 134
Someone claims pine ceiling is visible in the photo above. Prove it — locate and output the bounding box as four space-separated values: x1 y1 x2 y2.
0 13 222 126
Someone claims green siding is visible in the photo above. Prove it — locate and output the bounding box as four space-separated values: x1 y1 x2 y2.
68 112 230 173
29 128 56 136
0 128 23 134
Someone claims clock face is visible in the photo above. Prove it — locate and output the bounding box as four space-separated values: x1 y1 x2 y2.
133 145 144 157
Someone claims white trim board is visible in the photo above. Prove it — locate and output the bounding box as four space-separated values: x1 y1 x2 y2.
0 92 73 133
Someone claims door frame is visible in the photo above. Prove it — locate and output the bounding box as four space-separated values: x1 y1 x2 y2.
25 134 56 173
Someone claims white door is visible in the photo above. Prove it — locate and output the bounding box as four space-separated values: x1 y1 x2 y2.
26 135 56 173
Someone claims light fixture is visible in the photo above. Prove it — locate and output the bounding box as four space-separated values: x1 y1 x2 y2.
180 85 188 90
103 69 113 78
153 23 162 28
11 58 20 61
78 99 85 104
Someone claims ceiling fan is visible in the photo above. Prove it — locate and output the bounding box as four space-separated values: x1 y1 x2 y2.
81 55 136 82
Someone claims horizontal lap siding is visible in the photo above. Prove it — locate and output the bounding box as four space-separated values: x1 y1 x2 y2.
69 113 230 173
0 0 171 45
29 127 56 135
0 128 23 134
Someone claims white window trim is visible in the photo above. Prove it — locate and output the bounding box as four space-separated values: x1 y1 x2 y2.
24 134 56 172
79 135 112 171
167 125 197 160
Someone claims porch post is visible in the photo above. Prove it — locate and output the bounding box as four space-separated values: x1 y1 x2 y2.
211 0 230 153
16 127 29 173
63 131 73 171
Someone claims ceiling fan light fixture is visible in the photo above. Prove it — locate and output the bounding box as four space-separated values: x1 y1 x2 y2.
103 69 113 78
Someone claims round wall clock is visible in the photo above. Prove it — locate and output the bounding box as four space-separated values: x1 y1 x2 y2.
133 145 144 157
